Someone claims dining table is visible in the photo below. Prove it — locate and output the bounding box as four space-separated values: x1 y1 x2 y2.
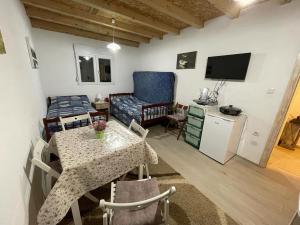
37 120 158 225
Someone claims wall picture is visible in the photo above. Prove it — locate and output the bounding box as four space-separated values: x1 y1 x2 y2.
25 36 39 69
0 30 6 54
176 51 197 69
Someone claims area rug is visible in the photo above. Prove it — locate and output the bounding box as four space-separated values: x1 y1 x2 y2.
59 158 239 225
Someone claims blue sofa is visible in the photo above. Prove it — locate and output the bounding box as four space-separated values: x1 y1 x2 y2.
110 71 175 126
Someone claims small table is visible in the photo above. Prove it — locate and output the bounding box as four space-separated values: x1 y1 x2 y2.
37 121 158 225
92 101 109 121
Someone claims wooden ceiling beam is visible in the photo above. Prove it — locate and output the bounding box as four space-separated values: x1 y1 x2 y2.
136 0 203 28
30 18 139 47
206 0 241 19
25 6 150 43
280 0 292 4
72 0 180 34
22 0 163 39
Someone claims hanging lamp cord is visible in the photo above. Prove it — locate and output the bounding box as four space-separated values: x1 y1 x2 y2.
112 18 115 43
113 27 115 43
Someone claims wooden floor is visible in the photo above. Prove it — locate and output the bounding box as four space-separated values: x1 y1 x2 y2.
147 125 300 225
268 146 300 179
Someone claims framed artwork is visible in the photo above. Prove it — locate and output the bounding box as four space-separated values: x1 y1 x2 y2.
0 30 6 54
176 51 197 69
25 36 39 69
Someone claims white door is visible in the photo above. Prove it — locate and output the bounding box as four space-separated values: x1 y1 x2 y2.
200 115 234 164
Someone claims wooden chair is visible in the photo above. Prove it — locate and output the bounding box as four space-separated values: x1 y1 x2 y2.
128 119 150 179
99 178 176 225
31 138 99 224
165 103 188 140
60 113 92 131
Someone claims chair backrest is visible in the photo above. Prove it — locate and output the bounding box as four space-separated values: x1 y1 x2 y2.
129 119 149 140
100 180 175 225
31 138 60 179
60 113 92 131
100 182 176 210
175 103 188 117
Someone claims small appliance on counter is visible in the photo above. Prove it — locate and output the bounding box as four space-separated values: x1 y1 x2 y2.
219 105 242 116
193 87 218 106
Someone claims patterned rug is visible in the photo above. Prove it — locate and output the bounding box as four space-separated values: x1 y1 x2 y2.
59 158 238 225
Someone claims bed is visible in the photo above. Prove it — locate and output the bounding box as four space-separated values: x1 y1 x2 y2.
43 95 105 141
110 71 175 127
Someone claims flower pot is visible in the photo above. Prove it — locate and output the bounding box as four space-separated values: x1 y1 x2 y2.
95 130 105 139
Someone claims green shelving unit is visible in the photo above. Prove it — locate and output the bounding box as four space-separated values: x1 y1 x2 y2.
184 105 205 149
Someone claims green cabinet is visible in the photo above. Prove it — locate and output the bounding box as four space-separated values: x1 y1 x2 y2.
187 115 204 129
184 105 205 149
188 105 205 118
186 124 202 138
185 132 201 148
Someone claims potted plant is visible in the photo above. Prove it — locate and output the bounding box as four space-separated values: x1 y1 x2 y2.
92 120 107 139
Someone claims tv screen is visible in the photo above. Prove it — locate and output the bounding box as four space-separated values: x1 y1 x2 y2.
205 53 251 80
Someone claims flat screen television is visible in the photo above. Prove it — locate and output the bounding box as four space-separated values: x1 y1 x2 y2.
205 53 251 80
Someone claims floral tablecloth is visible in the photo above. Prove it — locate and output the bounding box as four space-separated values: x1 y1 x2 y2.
37 121 158 225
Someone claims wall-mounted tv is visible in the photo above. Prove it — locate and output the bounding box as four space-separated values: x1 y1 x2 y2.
205 53 251 81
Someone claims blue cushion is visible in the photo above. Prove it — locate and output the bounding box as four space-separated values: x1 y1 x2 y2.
133 71 175 104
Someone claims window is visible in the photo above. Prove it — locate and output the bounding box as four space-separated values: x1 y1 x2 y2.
98 58 111 82
79 56 95 82
74 44 113 85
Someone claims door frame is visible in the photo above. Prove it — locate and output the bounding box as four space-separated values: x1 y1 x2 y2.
259 54 300 167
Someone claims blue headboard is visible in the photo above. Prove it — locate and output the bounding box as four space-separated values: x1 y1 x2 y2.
133 71 175 104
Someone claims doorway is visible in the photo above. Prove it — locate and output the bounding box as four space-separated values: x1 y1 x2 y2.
267 79 300 178
260 54 300 177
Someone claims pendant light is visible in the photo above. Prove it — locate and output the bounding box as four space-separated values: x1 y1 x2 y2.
107 18 121 51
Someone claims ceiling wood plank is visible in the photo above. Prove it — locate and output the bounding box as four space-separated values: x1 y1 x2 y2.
72 0 180 34
206 0 241 18
136 0 203 28
22 0 163 39
280 0 292 4
26 6 150 43
30 18 139 47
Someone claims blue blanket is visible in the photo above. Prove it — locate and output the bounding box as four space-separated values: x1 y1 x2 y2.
45 95 99 137
111 71 174 126
47 95 96 119
111 96 147 125
111 96 168 125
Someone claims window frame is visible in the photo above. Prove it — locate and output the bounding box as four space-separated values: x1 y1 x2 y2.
74 44 114 85
96 55 113 84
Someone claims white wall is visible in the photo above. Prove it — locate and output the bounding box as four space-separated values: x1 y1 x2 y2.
135 0 300 164
33 29 140 101
0 0 46 224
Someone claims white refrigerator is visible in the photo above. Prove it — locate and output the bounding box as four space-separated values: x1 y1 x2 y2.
199 111 246 164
